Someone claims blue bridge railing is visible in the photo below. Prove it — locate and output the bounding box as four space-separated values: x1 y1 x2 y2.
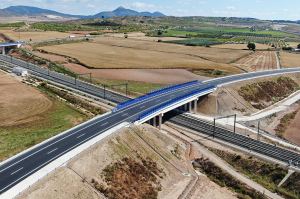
137 85 216 121
113 80 199 112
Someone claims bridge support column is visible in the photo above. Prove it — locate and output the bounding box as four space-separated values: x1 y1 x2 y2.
153 116 157 127
184 104 188 111
158 113 163 130
1 47 5 55
194 99 198 113
189 101 192 112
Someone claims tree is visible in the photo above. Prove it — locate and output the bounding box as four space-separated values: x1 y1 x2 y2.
247 42 256 51
297 44 300 49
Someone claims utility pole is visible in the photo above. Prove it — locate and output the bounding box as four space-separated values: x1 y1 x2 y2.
257 121 261 141
213 118 216 138
103 85 106 99
233 114 237 133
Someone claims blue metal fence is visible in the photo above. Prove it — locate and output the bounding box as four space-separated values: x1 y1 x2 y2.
113 80 199 112
137 85 215 121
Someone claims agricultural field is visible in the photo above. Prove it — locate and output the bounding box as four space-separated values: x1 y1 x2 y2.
0 29 70 42
39 36 247 71
280 52 300 67
234 51 279 72
0 71 88 161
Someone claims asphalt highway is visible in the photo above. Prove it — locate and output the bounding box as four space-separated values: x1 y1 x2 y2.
1 55 300 195
0 76 209 194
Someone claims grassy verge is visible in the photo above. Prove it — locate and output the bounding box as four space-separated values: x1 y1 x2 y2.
193 158 267 199
0 88 88 161
39 82 106 115
191 68 231 77
92 78 165 96
210 148 300 199
13 48 77 77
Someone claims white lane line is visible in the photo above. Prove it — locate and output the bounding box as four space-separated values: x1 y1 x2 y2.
0 122 127 193
10 167 23 176
140 105 145 109
101 122 108 127
76 134 86 139
122 113 128 117
0 80 202 173
47 148 58 155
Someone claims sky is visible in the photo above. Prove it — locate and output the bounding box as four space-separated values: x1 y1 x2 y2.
0 0 300 20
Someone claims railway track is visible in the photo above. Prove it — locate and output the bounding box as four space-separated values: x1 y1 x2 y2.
170 114 300 168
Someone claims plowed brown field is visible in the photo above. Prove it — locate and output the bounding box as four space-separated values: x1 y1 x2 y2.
234 51 278 72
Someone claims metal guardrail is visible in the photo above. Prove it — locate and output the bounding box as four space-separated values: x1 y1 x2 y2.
113 80 199 112
138 85 215 121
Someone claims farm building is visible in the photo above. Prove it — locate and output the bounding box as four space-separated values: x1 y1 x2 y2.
12 67 28 77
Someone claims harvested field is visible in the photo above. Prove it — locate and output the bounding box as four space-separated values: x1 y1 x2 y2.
65 63 204 84
39 37 244 74
0 71 88 160
213 43 272 50
0 29 69 42
0 71 52 126
234 51 278 72
280 52 300 68
92 36 250 64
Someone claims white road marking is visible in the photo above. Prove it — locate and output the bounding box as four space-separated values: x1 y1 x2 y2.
122 113 128 117
101 122 108 127
76 134 86 139
0 79 202 174
10 167 23 176
140 105 145 109
47 148 58 155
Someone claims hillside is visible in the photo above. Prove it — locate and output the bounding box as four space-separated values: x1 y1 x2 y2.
0 6 165 19
0 6 82 19
93 7 165 18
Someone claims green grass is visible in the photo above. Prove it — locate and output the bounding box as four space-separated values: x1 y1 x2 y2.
0 94 88 161
166 38 224 46
0 22 25 28
210 148 300 199
91 78 165 96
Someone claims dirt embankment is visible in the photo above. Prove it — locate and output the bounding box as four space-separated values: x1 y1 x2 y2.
17 125 191 199
238 76 299 110
197 74 300 117
17 125 238 199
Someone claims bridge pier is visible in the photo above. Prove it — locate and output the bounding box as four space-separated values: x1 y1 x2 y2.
153 116 157 127
158 113 163 130
1 47 5 55
189 101 192 112
194 99 198 113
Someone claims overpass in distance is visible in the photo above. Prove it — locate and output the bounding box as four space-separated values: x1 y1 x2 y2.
0 54 300 197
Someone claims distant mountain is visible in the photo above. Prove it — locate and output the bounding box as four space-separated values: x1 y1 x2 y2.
0 6 83 18
0 6 165 19
92 7 165 18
